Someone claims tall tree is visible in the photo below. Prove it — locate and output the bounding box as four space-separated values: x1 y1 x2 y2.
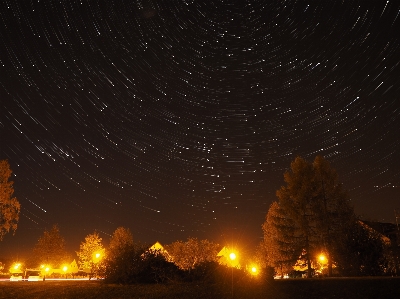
311 156 355 275
108 227 134 260
32 224 69 268
275 156 354 277
276 156 317 278
76 231 105 277
104 227 135 283
0 160 20 240
165 237 220 270
259 201 298 278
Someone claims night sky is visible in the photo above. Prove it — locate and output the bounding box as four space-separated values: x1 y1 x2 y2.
1 1 399 260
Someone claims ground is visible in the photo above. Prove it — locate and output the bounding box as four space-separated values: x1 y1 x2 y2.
0 277 399 299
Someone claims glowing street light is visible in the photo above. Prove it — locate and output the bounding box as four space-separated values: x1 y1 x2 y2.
229 252 236 261
319 254 326 263
41 266 50 281
93 251 103 263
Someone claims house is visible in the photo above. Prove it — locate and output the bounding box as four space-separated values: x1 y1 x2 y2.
217 246 240 268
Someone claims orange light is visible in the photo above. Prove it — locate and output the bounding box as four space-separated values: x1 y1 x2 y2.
229 252 236 260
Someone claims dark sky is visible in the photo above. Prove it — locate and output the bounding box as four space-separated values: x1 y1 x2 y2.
1 0 399 260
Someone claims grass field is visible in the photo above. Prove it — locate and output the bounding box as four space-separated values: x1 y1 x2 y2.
1 277 399 299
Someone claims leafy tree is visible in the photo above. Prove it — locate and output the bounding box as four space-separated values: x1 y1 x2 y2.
311 156 355 275
107 227 134 261
259 201 297 278
335 220 389 276
165 237 220 270
31 224 70 268
276 156 318 277
275 156 354 277
104 243 182 284
103 227 134 280
0 160 20 240
139 249 183 283
76 231 105 277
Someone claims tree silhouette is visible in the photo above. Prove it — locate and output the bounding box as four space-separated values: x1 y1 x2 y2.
0 160 20 240
32 224 69 268
77 231 105 277
275 156 354 277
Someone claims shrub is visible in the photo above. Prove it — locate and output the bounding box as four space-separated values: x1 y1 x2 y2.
104 245 183 284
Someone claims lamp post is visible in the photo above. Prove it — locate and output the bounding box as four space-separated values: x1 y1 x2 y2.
318 254 328 276
229 252 236 298
62 265 68 279
43 266 50 281
91 251 103 279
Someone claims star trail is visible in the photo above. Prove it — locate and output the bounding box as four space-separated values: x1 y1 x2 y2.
1 0 399 258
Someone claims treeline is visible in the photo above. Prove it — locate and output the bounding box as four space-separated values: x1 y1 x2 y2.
256 156 400 277
2 157 399 281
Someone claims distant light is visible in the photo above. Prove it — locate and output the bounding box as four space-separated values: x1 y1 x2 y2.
229 252 236 260
252 267 257 273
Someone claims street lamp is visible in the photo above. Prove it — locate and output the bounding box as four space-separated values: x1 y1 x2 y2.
14 263 21 270
42 266 50 281
230 252 236 298
93 251 102 263
62 265 68 278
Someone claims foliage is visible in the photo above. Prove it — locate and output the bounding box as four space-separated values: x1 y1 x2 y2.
273 156 355 277
103 229 136 284
275 156 317 277
185 260 221 282
0 160 20 241
165 237 220 270
107 227 134 261
31 224 70 268
138 249 183 283
76 231 105 277
104 244 183 284
334 220 389 276
258 201 297 277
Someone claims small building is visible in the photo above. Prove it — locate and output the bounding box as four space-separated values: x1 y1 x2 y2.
217 246 240 268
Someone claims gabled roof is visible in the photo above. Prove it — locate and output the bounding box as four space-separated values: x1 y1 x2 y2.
149 241 165 251
147 241 172 261
359 220 391 245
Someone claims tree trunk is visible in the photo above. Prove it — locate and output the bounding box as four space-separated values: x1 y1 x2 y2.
306 237 312 278
328 252 333 276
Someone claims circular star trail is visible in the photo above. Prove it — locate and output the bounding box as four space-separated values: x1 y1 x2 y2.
1 0 399 257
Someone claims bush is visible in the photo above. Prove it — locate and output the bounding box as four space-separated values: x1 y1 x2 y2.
104 245 183 284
